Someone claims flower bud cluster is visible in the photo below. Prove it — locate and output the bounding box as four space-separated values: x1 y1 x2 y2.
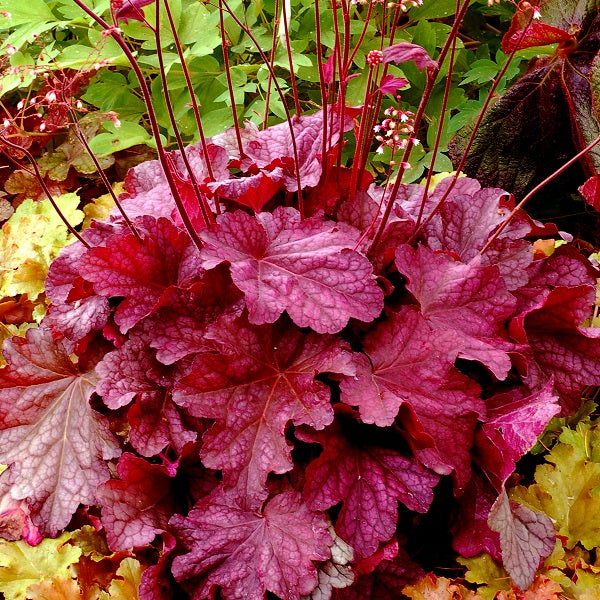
373 104 418 155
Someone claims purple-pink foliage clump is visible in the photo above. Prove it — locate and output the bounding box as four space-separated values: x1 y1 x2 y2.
0 104 599 599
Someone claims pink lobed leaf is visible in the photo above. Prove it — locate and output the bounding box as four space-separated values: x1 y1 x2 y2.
96 334 196 456
114 0 155 24
301 417 439 561
80 216 203 333
173 315 355 503
170 488 332 600
476 381 561 490
199 207 383 334
383 42 437 70
339 307 483 492
97 453 175 551
488 490 555 590
396 244 516 379
0 328 120 536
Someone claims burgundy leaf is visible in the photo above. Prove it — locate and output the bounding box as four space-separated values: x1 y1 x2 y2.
501 1 576 54
144 267 243 365
452 473 501 561
339 307 483 491
396 244 515 379
80 216 203 332
488 490 555 590
383 42 437 70
96 335 196 456
139 532 178 600
170 488 332 600
114 0 155 24
0 328 119 536
302 419 439 561
173 315 355 503
199 207 383 334
579 174 600 210
512 285 600 412
97 453 175 551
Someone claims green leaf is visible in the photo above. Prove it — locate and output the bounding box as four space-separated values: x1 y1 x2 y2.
0 0 55 28
407 0 458 20
88 121 152 156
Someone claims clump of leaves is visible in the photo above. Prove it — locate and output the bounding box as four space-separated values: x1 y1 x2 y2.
1 0 600 599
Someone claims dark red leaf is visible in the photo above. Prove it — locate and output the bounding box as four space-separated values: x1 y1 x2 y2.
199 207 383 334
80 216 203 333
579 174 600 210
302 420 439 561
0 328 119 536
339 307 483 492
114 0 155 24
97 453 175 551
170 488 332 600
173 315 355 503
502 1 575 54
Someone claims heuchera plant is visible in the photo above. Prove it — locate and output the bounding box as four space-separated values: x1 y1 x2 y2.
1 0 600 598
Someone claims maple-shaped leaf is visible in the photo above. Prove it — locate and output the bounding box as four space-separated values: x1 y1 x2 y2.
173 315 355 503
97 454 175 551
80 216 203 333
213 108 355 192
143 266 244 365
0 194 83 301
511 285 600 412
170 488 332 600
301 418 439 561
339 307 483 491
199 207 383 334
396 244 515 379
114 143 229 229
488 491 555 591
476 382 561 491
96 334 196 456
0 328 120 536
512 243 597 315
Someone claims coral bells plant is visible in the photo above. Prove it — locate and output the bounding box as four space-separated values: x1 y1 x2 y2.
1 0 600 598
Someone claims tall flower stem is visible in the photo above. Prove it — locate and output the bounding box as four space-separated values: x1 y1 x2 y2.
368 0 472 256
70 0 202 249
